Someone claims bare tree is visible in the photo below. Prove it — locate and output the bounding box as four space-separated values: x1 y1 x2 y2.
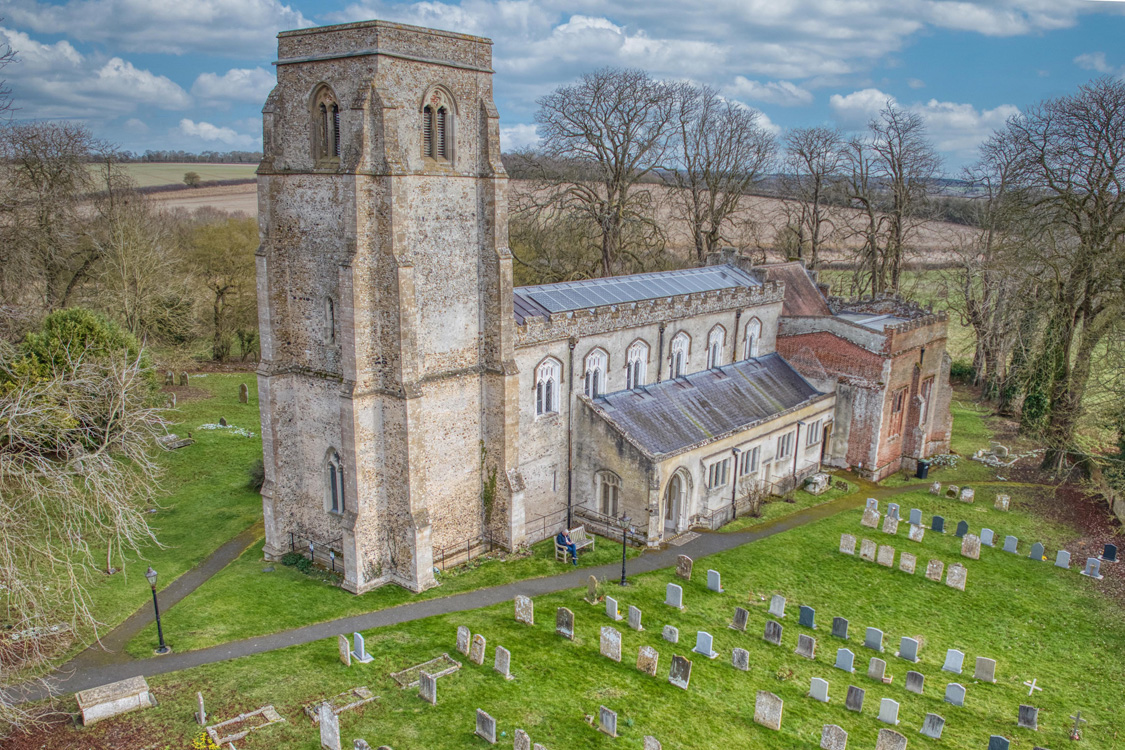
185 216 258 361
781 126 845 268
666 84 775 262
535 68 676 276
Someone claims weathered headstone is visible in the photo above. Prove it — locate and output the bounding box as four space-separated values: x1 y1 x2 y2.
795 633 816 659
1018 704 1039 730
600 627 621 662
905 671 925 694
867 497 879 510
981 528 995 547
469 634 486 665
515 595 534 625
861 507 881 529
867 657 886 682
768 594 787 618
239 383 249 403
513 729 530 750
860 538 878 562
799 605 817 629
942 649 964 674
988 736 1011 750
179 372 188 386
675 554 693 580
835 648 855 673
598 706 617 737
887 502 900 520
925 559 945 582
319 701 341 750
882 515 899 536
1003 535 1019 554
1029 542 1045 561
809 677 830 702
920 713 946 739
1081 557 1104 579
637 645 659 677
419 671 436 704
831 617 849 640
764 620 783 646
165 370 175 385
665 583 684 609
929 481 941 495
668 654 692 689
556 607 574 640
167 393 176 408
994 494 1010 511
821 724 848 750
456 626 471 655
931 515 945 533
643 737 662 750
864 627 884 652
352 632 374 664
909 508 923 525
493 645 512 679
732 647 749 671
476 709 497 744
338 635 351 666
960 487 974 503
1055 550 1071 569
946 563 967 591
662 625 679 644
944 682 966 707
946 485 959 498
730 607 749 632
627 605 643 632
877 698 900 725
196 692 206 725
962 534 980 559
898 637 919 663
693 631 718 659
840 533 857 555
908 524 926 543
586 575 598 603
899 552 917 574
605 595 623 621
753 691 784 730
1101 543 1118 563
974 656 997 683
877 545 896 567
845 685 865 713
707 569 724 592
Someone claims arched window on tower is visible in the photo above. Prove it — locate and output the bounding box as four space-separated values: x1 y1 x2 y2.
325 297 336 344
312 85 341 162
626 340 649 390
584 348 608 398
670 332 690 378
707 326 726 369
327 449 345 513
422 88 454 161
535 358 561 416
744 318 762 359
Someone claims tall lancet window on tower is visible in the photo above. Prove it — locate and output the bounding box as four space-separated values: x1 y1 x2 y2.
422 87 454 161
312 85 340 162
327 450 345 513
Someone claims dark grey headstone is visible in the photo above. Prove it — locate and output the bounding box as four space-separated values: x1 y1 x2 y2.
831 617 849 640
988 737 1011 750
905 671 925 694
730 607 749 632
931 515 945 533
954 520 968 538
764 620 783 646
864 627 884 652
668 655 692 690
845 685 865 712
898 636 919 662
598 706 618 737
1030 542 1045 560
1018 704 1038 730
1102 543 1118 562
799 605 817 629
920 713 945 739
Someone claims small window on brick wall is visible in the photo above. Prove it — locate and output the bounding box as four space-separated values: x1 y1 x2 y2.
889 387 907 437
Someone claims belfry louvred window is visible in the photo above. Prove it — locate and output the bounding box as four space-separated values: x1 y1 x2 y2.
436 108 448 158
423 106 434 157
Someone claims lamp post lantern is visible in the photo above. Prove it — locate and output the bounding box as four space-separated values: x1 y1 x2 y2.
618 514 632 586
145 566 170 655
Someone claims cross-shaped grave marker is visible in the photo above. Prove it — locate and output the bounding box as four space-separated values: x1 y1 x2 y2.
1070 710 1088 740
1024 678 1043 697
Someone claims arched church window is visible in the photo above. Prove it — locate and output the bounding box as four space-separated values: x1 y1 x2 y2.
584 348 608 398
535 358 561 416
707 325 725 369
596 470 621 517
327 449 345 513
325 297 336 344
626 340 648 390
312 85 341 161
744 317 762 359
422 87 454 161
670 332 690 378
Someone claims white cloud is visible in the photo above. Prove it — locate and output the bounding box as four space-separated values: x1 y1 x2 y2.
907 78 926 89
192 67 276 103
829 88 896 127
177 118 258 148
1074 51 1125 77
95 57 192 109
726 77 813 106
500 123 539 151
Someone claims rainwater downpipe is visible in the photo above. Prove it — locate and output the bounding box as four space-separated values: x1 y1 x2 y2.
566 338 576 530
793 421 804 487
731 447 742 520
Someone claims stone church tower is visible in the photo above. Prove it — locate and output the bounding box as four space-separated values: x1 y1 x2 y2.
256 20 522 593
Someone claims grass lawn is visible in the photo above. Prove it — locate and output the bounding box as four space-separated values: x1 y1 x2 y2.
719 476 857 533
62 480 1123 750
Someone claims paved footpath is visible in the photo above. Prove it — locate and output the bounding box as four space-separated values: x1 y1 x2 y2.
18 478 964 703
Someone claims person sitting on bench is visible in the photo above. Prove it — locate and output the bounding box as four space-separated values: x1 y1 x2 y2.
556 529 578 566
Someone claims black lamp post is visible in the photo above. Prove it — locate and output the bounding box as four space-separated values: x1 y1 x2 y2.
618 514 632 586
145 566 170 655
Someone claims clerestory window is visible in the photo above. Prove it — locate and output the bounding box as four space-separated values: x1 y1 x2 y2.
626 340 649 390
535 358 561 416
670 332 690 378
584 348 608 398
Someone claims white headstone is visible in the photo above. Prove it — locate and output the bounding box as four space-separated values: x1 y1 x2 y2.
707 569 724 592
665 583 684 609
352 632 373 663
942 649 965 674
877 698 900 725
809 677 830 702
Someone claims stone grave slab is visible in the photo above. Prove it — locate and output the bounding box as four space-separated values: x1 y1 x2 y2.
945 682 966 707
1081 557 1104 579
840 533 857 555
809 677 830 702
946 485 960 499
663 625 679 644
514 595 534 625
861 507 881 528
795 634 816 659
676 554 693 580
419 672 436 705
995 494 1010 511
835 648 855 673
860 539 878 562
644 737 662 750
600 627 622 662
514 729 530 750
989 736 1011 750
732 647 749 671
962 534 981 559
196 692 206 725
1055 550 1071 569
864 627 884 652
905 671 925 694
929 481 941 495
665 583 684 609
338 635 351 667
764 620 783 645
960 487 974 503
303 686 378 723
845 685 865 712
898 637 919 662
981 528 995 547
877 698 900 725
1030 542 1045 561
867 657 886 682
1003 535 1019 554
799 605 817 629
882 515 899 535
831 617 849 640
946 563 967 591
206 705 286 746
693 631 718 659
925 559 944 582
753 691 783 730
669 654 692 689
920 713 945 739
821 724 848 750
605 595 623 621
768 594 787 617
586 575 598 603
931 515 945 533
975 656 997 683
628 605 644 632
1018 704 1039 730
557 607 574 640
598 706 617 737
887 502 900 519
476 709 497 744
899 553 917 574
942 649 964 674
867 497 879 510
390 654 461 688
637 645 659 677
909 508 923 525
494 645 513 679
319 701 341 750
707 569 724 592
469 634 486 665
76 676 156 726
1101 543 1118 563
908 524 926 543
352 632 373 664
877 545 896 567
730 606 749 632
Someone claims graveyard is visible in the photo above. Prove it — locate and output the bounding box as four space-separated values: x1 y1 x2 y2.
16 378 1123 750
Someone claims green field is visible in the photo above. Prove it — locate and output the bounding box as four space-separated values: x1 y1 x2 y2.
94 162 258 188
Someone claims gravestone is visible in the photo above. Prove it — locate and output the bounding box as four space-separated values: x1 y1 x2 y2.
974 656 997 683
662 625 679 644
493 646 512 679
167 393 176 408
887 502 900 520
809 677 830 702
628 605 644 632
960 487 975 503
514 730 530 750
867 657 886 682
795 634 816 659
946 485 959 498
840 533 857 555
1102 543 1118 563
179 372 188 386
989 736 1011 750
586 575 598 603
319 702 341 750
352 632 373 664
1003 535 1019 554
981 528 995 547
456 626 471 655
954 520 969 538
707 569 724 592
730 607 749 631
942 649 964 674
732 647 749 671
920 713 945 739
1029 542 1045 561
867 498 879 510
676 554 693 580
239 383 248 403
945 682 966 707
764 620 783 645
1081 557 1104 579
860 539 878 562
419 671 436 705
821 724 848 750
861 508 881 529
556 608 574 640
877 698 900 725
931 515 945 533
831 617 849 640
946 563 967 591
925 559 945 582
753 691 783 730
598 706 617 738
514 595 534 625
195 692 206 725
995 494 1010 511
905 671 925 694
909 508 923 526
605 595 623 621
769 594 787 618
1018 704 1039 730
864 627 884 652
846 685 865 712
338 635 351 666
929 481 941 495
668 654 692 689
898 637 919 663
165 370 175 385
1055 550 1071 569
877 545 896 567
882 515 899 536
835 648 855 673
600 627 621 662
665 583 684 609
469 634 486 665
693 631 718 659
899 553 917 574
637 645 659 677
799 605 817 629
908 524 926 543
644 737 662 750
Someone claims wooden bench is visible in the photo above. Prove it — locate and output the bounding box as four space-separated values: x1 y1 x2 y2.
554 525 596 563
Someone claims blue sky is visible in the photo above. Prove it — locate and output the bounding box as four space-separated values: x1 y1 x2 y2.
2 0 1123 170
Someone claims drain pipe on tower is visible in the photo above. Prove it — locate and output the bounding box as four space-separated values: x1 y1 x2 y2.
793 421 804 488
731 447 741 520
566 337 576 530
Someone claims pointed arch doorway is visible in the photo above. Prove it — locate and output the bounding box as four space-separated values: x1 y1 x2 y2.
664 470 690 535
